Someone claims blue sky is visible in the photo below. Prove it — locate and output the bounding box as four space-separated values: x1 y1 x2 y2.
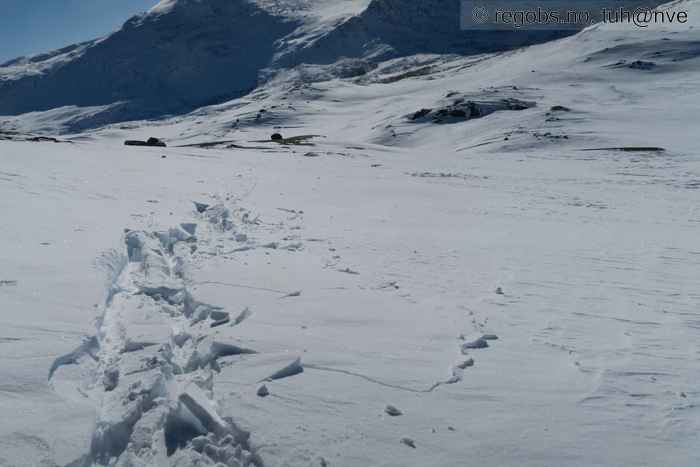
0 0 158 63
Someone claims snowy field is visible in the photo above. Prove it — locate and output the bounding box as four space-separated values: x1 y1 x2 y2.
1 1 699 466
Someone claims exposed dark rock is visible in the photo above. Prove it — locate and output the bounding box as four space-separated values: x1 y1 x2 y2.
400 437 416 449
628 60 656 70
411 108 432 120
124 137 167 147
409 94 535 125
549 105 571 112
27 136 60 143
0 131 68 143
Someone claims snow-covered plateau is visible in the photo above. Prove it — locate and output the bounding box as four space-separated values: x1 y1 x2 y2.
0 0 699 466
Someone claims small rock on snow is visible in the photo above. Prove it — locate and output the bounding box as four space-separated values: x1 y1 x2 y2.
400 438 416 448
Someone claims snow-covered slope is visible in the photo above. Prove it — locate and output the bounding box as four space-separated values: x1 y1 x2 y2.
1 1 700 466
0 0 301 119
0 0 581 129
276 0 568 66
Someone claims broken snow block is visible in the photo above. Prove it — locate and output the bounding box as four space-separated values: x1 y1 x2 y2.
210 315 231 328
180 223 197 236
190 435 208 453
264 357 304 381
233 307 252 326
178 393 228 438
48 335 99 380
103 367 119 391
210 310 229 321
456 358 475 369
173 331 192 347
194 201 210 213
461 337 489 351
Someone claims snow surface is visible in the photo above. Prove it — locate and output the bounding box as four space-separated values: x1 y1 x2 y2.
1 0 700 466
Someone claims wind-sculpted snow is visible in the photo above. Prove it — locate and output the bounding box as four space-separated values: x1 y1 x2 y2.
49 205 268 467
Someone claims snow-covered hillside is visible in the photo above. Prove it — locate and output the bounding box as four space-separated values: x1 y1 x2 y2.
275 0 568 66
1 0 699 466
0 0 579 129
0 0 303 120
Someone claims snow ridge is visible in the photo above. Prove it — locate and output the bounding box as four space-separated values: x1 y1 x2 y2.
50 205 264 467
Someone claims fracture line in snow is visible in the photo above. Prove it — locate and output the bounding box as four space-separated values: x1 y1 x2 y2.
194 280 291 295
306 364 467 394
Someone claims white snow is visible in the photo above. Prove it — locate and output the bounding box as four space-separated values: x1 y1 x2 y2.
1 0 700 466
